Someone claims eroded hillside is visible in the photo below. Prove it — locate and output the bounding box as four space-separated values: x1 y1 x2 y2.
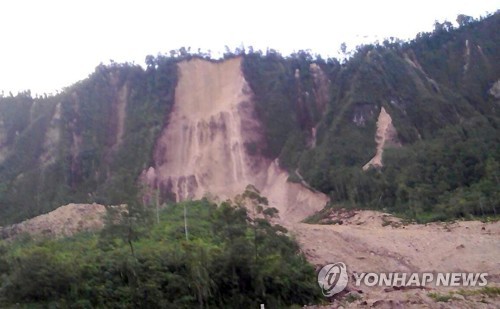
0 12 498 226
144 57 327 222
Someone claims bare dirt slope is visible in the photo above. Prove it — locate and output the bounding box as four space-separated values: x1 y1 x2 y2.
363 107 400 170
153 57 263 201
292 210 500 308
147 57 328 222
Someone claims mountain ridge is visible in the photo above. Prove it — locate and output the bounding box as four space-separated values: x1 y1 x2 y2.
0 12 498 225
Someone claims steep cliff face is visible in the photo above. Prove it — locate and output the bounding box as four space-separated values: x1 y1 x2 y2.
145 57 327 222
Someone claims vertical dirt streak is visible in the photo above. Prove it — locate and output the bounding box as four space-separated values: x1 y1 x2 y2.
363 107 400 170
114 85 128 149
154 57 259 201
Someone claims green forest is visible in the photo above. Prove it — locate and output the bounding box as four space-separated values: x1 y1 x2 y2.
241 13 500 222
0 196 321 307
0 57 178 225
0 13 499 227
0 13 498 227
0 11 498 308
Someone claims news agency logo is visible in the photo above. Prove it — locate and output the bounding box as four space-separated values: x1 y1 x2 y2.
317 262 349 296
318 262 489 297
352 272 488 287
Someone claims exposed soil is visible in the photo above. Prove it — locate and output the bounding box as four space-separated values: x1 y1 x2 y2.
0 203 108 239
363 107 400 170
291 210 500 308
4 56 497 308
148 57 328 222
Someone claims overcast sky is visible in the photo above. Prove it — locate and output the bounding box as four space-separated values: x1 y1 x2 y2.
0 0 498 95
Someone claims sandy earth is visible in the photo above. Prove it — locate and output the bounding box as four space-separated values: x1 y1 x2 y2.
151 57 263 201
4 203 498 307
261 160 328 222
147 57 328 222
363 107 400 170
145 57 500 307
3 57 498 307
290 210 500 308
464 39 471 74
0 203 108 239
489 80 500 99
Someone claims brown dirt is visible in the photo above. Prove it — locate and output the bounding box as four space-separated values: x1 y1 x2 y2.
1 203 108 239
148 57 328 222
363 107 400 170
489 80 500 99
291 210 500 308
464 39 471 74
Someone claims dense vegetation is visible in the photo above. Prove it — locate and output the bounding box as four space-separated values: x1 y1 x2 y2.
0 12 499 226
242 13 500 222
0 197 321 307
0 56 178 225
0 11 498 309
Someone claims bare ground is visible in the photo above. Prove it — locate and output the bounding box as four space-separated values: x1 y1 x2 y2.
1 203 108 239
2 201 498 308
290 210 500 308
363 107 400 170
148 57 328 221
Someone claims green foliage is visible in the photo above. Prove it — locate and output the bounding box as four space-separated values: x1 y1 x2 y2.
0 200 321 307
288 13 500 222
344 292 362 303
242 50 338 163
428 292 455 302
429 287 500 303
242 51 300 158
457 286 500 298
0 56 178 225
0 14 499 227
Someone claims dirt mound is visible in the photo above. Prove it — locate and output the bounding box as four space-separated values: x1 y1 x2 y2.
0 203 108 239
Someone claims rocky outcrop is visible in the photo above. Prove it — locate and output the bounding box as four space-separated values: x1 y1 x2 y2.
489 80 500 99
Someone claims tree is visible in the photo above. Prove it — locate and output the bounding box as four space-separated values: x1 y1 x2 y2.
340 42 347 55
434 20 454 33
457 14 474 27
145 55 156 68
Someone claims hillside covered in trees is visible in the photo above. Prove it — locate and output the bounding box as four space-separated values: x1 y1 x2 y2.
0 197 321 307
0 12 498 227
0 11 498 309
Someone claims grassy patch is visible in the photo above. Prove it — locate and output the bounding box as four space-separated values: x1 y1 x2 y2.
344 292 362 303
480 215 500 223
457 287 500 298
428 292 455 302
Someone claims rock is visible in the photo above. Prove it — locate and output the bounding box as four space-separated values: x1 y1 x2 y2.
452 294 465 301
